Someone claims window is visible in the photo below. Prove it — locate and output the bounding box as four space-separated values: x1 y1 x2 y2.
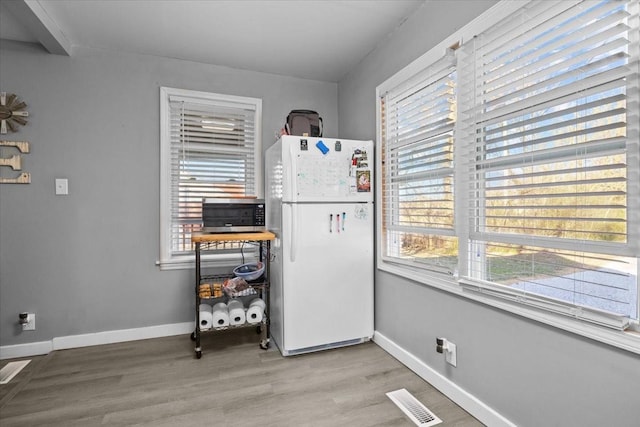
379 51 458 274
457 0 639 328
377 0 639 341
159 87 262 269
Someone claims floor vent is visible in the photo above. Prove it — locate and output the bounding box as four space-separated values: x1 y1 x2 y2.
386 388 442 426
0 360 31 384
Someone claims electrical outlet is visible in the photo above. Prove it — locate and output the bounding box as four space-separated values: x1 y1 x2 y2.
445 341 457 367
22 313 36 331
436 337 457 367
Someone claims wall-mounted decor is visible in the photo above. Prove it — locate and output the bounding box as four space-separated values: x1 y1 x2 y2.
0 140 29 153
0 140 31 184
0 172 30 184
0 153 23 170
0 92 29 134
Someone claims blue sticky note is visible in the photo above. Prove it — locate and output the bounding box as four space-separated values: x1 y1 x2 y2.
316 140 329 155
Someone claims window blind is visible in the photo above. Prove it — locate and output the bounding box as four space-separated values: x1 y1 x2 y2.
381 52 458 271
457 0 639 326
168 95 258 255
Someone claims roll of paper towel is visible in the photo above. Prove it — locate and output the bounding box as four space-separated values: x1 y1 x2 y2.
227 299 246 326
246 298 265 324
212 302 230 327
199 304 214 329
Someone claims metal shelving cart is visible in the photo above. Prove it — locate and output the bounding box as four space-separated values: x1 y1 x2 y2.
190 231 275 359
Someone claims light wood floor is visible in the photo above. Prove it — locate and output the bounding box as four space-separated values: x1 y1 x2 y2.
0 329 483 426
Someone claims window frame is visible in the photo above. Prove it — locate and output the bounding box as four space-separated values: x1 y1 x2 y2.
159 87 263 270
375 0 640 354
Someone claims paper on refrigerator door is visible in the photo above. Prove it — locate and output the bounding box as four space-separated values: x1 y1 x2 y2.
282 136 373 203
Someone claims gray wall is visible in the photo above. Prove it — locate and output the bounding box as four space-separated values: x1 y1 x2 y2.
338 1 640 427
0 41 337 346
3 2 640 426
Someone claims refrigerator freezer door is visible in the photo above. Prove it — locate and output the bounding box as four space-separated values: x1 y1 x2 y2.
280 202 374 353
281 135 373 204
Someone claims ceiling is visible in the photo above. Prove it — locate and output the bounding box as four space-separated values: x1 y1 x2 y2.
0 0 425 82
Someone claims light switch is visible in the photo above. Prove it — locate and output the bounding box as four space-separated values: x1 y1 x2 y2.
55 178 69 195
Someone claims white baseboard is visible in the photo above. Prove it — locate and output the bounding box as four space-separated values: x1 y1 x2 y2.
373 331 515 427
0 341 53 360
0 322 194 360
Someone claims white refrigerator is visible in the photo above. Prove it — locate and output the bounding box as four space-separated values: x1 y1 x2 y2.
265 135 374 356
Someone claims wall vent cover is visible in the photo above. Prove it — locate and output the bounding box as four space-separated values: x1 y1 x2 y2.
0 360 30 384
386 388 442 426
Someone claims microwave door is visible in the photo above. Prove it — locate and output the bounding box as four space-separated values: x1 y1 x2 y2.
202 199 265 232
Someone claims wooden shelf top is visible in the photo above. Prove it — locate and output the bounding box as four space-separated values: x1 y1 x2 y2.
191 230 276 243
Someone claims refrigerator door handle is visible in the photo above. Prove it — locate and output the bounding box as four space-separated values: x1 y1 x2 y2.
290 203 298 262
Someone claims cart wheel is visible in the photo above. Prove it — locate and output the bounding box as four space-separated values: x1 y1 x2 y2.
190 331 196 341
196 350 202 359
260 339 270 350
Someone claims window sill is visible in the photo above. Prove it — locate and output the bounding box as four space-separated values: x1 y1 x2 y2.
378 261 640 355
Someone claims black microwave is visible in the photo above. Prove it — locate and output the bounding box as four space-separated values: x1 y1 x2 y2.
202 198 266 233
